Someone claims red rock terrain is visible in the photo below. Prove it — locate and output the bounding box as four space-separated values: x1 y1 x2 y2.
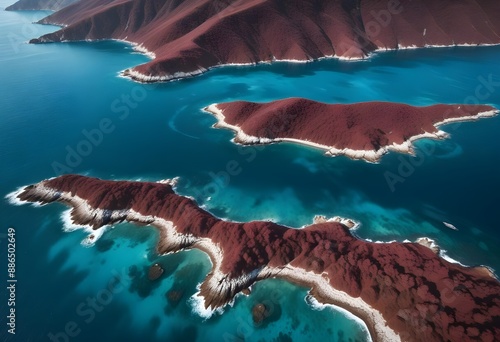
6 0 77 11
25 0 500 82
17 175 500 342
206 99 498 162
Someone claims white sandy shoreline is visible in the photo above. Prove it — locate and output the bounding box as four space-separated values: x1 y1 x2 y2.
12 180 500 341
204 104 499 163
30 16 500 83
11 181 498 280
118 42 500 83
259 265 396 342
12 181 396 341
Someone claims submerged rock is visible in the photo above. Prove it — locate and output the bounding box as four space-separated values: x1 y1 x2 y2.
16 174 500 342
252 303 268 324
148 263 164 281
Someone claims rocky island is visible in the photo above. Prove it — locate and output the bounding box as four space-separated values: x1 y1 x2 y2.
14 175 500 342
16 0 500 82
204 99 499 162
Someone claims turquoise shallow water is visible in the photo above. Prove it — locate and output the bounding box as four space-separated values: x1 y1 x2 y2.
1 2 500 342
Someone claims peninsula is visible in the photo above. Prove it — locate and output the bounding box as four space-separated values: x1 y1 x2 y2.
15 0 500 82
15 175 500 342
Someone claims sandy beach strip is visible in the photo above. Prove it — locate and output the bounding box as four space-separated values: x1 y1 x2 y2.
13 179 499 341
204 104 499 163
13 181 387 341
188 237 398 342
118 41 500 83
258 265 399 342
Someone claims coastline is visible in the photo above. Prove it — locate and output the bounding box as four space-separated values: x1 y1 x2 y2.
117 42 500 84
22 4 500 84
203 104 499 163
13 177 500 341
189 240 392 342
5 2 500 340
9 180 403 342
118 54 365 83
259 265 395 342
26 14 500 85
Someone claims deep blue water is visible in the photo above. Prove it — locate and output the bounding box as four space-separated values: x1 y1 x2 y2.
1 2 500 342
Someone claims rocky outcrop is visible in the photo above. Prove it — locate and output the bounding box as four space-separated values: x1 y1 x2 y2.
252 303 268 324
15 175 500 342
148 263 164 281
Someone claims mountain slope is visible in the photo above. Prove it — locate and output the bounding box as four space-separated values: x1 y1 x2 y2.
28 0 500 82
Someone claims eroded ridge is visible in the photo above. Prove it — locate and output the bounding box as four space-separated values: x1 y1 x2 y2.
22 0 500 82
15 175 500 342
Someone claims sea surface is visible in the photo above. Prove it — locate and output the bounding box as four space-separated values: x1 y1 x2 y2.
1 2 500 342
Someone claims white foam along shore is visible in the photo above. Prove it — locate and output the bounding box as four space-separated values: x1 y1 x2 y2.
439 249 498 279
32 15 500 83
13 180 500 340
6 186 32 206
414 236 499 279
115 52 395 82
204 104 499 163
118 53 367 83
259 265 397 342
122 39 156 59
13 181 405 342
33 17 158 60
117 41 500 83
415 236 440 254
313 214 359 229
189 239 397 342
